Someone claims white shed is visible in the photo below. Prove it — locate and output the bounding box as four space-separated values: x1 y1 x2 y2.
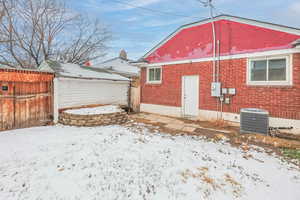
39 61 130 122
88 51 141 112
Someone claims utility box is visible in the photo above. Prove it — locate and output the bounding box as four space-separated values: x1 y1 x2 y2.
224 97 230 104
211 82 221 97
228 88 236 95
222 88 228 95
240 108 269 135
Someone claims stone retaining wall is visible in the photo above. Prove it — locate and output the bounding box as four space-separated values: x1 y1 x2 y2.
59 111 128 126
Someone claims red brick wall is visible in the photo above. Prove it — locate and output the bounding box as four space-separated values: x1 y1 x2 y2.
141 53 300 120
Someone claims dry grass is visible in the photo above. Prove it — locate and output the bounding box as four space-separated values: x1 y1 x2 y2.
224 174 243 197
181 167 220 190
211 119 232 129
224 174 241 187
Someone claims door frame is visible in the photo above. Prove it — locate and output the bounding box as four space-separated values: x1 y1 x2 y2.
181 75 199 117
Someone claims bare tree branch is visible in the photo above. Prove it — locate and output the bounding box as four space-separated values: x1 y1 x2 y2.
0 0 110 68
58 17 111 65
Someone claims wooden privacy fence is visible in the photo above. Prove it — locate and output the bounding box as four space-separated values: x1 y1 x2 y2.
130 76 140 112
0 68 54 131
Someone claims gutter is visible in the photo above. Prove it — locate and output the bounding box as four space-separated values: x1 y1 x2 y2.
292 39 300 49
56 75 130 82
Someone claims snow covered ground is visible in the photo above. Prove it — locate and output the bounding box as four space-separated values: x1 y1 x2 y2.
65 105 122 115
0 124 299 200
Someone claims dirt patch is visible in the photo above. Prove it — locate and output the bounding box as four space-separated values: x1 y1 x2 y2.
270 130 300 142
241 134 300 149
132 113 300 148
180 118 240 134
129 113 300 167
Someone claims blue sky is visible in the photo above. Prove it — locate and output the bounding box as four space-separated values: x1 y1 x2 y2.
68 0 300 61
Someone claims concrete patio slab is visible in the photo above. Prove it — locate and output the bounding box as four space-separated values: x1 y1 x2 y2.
165 123 185 131
182 126 197 133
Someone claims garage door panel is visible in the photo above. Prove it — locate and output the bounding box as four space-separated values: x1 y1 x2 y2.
58 78 129 109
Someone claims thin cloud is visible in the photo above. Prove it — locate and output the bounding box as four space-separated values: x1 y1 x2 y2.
84 0 163 12
142 18 191 27
123 16 140 22
288 2 300 16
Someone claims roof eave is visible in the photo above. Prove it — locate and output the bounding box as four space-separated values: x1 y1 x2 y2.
57 75 129 82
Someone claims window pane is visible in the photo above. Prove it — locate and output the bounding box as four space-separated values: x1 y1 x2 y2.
149 69 155 81
155 68 161 81
251 60 267 81
268 59 286 81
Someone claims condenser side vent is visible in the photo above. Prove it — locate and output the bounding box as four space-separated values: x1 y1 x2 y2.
240 108 269 135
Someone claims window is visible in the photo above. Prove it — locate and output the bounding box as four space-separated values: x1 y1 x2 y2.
248 56 291 85
147 67 162 83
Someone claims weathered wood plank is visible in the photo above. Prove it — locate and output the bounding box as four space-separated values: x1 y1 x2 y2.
0 78 53 131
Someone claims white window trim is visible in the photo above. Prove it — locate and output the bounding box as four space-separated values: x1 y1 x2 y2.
146 66 162 84
247 54 293 86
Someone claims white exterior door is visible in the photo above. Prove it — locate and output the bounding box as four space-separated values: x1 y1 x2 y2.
182 76 199 116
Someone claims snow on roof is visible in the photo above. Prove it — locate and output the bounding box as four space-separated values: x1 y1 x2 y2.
59 63 129 81
92 57 140 76
0 65 14 70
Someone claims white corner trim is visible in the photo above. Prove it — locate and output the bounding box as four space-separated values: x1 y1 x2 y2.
246 54 293 86
53 78 59 123
140 103 182 117
142 48 300 67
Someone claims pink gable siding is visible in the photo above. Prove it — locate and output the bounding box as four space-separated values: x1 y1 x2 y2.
145 19 300 63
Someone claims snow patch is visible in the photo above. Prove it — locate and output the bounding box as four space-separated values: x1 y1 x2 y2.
93 58 140 75
0 125 299 200
60 63 129 81
64 105 122 115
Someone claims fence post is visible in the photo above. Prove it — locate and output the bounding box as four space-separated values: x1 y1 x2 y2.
53 78 59 123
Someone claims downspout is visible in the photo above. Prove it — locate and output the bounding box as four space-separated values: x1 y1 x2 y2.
217 40 223 119
210 12 216 82
217 40 220 82
209 5 220 120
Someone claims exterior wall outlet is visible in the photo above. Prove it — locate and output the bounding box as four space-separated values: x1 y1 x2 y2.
225 97 230 104
228 88 236 95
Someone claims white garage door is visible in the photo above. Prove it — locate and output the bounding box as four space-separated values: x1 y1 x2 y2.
57 78 129 109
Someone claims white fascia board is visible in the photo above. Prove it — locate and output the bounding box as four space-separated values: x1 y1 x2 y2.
141 48 300 67
57 77 130 84
222 15 300 35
